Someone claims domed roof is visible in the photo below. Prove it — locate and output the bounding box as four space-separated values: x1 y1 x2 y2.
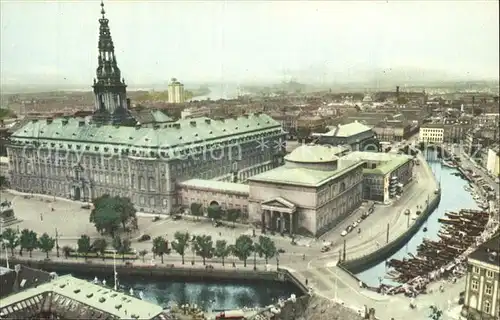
285 144 339 163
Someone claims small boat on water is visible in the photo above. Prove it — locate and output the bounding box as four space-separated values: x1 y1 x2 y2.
442 160 457 168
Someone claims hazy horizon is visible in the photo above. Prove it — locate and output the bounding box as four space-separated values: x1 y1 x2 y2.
1 1 499 88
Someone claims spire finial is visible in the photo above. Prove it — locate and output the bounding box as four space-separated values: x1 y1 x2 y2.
100 1 106 18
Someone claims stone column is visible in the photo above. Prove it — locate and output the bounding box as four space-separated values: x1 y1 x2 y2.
289 212 294 236
266 210 271 229
261 211 266 232
280 212 285 233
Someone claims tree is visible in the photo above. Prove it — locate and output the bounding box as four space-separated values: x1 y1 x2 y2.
119 238 131 261
38 233 55 259
207 205 222 220
152 236 168 263
233 235 254 267
214 240 230 266
190 203 203 219
92 238 108 260
256 236 277 264
90 195 137 236
429 305 443 320
192 235 214 265
1 228 19 257
77 235 91 259
112 196 138 230
90 195 121 236
172 231 190 265
139 249 148 262
62 245 73 259
226 209 241 227
19 229 37 257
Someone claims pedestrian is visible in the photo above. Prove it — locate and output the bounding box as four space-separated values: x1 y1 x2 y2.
305 278 308 286
40 212 43 221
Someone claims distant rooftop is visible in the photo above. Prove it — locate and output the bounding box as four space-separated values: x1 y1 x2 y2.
314 121 372 138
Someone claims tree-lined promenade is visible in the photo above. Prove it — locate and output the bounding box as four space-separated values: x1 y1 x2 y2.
1 194 281 269
1 226 280 270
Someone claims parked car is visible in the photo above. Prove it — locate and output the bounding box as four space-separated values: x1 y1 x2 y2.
321 246 330 253
352 221 358 228
172 215 182 220
346 225 354 233
341 230 348 237
278 248 286 254
138 234 151 242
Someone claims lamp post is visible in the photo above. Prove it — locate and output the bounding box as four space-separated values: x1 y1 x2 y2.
112 249 118 291
55 228 60 258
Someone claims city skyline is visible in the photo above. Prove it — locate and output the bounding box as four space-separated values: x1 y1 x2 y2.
1 0 499 87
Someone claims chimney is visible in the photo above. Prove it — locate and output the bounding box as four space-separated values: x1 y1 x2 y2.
396 86 400 96
190 120 197 127
205 119 211 124
46 118 53 124
126 98 131 109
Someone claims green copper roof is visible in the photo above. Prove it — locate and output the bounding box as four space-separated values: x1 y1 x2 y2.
248 160 364 187
9 113 282 158
342 151 412 175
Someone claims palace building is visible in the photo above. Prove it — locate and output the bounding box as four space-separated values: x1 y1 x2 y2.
6 2 286 215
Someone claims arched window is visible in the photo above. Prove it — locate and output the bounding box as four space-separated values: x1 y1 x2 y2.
131 174 135 188
139 176 145 190
339 181 346 193
148 177 155 191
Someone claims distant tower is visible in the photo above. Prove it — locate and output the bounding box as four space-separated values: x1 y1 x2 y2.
167 78 185 103
396 86 400 104
92 1 133 125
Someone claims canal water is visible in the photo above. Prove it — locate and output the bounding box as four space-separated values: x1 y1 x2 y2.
63 271 301 312
355 159 480 287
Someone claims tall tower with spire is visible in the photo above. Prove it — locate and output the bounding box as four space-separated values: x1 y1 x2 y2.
92 1 133 125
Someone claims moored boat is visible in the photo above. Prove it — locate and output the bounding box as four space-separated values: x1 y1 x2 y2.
442 160 457 168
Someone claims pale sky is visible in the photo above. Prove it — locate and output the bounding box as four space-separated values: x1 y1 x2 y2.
1 0 498 86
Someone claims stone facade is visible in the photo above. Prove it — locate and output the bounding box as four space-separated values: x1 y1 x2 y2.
177 179 249 214
464 258 500 320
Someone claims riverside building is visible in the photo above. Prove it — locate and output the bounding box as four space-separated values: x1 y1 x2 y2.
6 1 286 215
463 234 500 320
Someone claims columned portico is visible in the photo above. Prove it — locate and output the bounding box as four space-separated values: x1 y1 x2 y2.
261 197 296 235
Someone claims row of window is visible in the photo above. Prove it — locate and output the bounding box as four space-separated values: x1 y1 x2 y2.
470 280 494 295
472 266 495 278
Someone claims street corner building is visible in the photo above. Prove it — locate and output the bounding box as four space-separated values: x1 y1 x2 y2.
5 1 286 215
462 233 500 320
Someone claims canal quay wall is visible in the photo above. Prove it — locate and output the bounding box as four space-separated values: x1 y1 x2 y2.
338 152 442 274
0 259 308 295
